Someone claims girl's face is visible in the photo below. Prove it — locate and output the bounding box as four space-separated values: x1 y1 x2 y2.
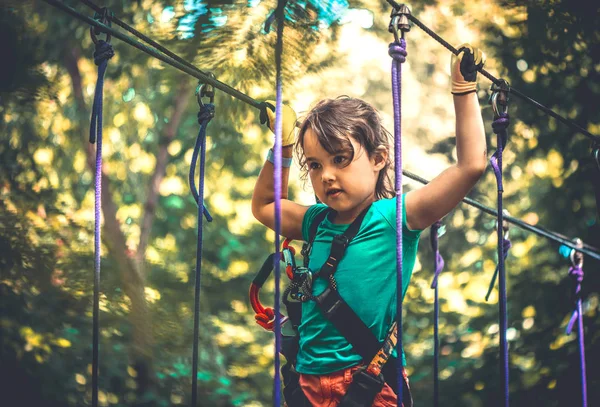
303 128 386 224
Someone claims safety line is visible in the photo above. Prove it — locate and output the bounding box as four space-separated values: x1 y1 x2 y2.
403 169 600 261
42 0 262 109
385 0 600 144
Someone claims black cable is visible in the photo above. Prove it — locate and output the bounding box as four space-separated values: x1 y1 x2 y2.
78 0 211 78
42 0 262 109
403 169 600 261
386 0 600 143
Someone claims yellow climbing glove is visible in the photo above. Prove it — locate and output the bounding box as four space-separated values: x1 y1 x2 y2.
259 100 297 147
451 43 486 95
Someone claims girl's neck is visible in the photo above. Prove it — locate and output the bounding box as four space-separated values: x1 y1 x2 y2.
331 194 376 225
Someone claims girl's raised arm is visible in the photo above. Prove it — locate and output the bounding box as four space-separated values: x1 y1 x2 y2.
252 102 308 241
406 44 488 230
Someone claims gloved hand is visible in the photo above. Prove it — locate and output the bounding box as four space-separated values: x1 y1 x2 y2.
259 100 298 146
451 44 486 95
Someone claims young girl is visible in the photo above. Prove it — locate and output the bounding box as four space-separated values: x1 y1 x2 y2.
252 44 487 406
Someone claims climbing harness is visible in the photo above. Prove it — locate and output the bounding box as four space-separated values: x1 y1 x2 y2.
189 80 215 406
559 239 588 407
429 221 445 407
489 78 511 407
88 8 114 407
250 206 412 407
388 5 410 404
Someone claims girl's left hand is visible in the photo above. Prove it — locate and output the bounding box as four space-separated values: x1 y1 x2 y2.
450 44 486 95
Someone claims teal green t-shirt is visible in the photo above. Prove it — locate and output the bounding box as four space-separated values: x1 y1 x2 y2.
295 195 421 375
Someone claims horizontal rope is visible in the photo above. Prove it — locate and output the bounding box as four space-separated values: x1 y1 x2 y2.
42 0 262 109
386 0 600 144
403 169 600 261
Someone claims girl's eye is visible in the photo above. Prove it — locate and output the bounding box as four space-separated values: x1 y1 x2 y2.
308 162 321 170
333 156 347 165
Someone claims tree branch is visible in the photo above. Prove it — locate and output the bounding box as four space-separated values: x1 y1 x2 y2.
137 80 192 264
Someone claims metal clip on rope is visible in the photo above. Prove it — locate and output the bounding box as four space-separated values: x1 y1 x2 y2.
388 4 411 43
490 79 510 118
196 72 216 108
90 7 113 44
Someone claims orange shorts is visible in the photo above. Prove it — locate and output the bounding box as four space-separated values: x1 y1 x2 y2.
298 365 405 407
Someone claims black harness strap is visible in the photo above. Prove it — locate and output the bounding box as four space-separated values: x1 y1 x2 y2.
311 205 383 363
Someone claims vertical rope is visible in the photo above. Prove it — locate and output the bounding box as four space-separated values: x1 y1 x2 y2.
272 1 287 405
490 112 510 407
565 262 587 407
429 221 444 407
89 38 114 407
189 103 215 406
389 38 407 406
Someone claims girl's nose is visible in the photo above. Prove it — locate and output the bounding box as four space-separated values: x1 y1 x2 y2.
321 166 335 183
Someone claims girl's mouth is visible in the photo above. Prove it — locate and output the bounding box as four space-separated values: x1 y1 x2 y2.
327 189 343 198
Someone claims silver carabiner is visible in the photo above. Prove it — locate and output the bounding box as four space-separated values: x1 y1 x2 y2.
90 8 112 45
490 92 509 118
570 238 584 268
195 73 216 107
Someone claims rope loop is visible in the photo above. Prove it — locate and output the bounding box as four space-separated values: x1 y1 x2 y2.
388 39 407 63
93 40 115 66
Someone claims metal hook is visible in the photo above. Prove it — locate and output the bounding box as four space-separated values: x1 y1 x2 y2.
592 145 600 171
90 8 113 45
196 73 216 107
490 79 510 118
570 238 584 268
388 4 411 43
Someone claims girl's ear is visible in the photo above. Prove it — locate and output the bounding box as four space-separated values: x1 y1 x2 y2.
373 145 388 171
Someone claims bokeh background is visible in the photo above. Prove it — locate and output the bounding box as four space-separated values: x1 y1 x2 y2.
1 0 599 406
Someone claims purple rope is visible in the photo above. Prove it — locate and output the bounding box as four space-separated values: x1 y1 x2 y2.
429 221 444 407
89 39 113 407
565 264 588 407
272 1 287 405
389 38 406 407
490 112 510 407
485 237 512 302
189 104 214 407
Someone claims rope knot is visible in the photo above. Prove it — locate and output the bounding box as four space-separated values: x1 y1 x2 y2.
569 265 584 284
93 40 115 66
198 103 215 124
492 113 510 135
388 40 407 63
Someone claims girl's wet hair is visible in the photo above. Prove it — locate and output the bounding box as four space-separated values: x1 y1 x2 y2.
295 96 394 199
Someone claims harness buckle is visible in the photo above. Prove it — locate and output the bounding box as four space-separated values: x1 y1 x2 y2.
338 366 385 407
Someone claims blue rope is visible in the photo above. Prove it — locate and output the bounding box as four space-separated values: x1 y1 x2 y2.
429 221 445 407
90 39 114 407
189 103 215 406
389 38 407 406
272 1 287 405
490 112 510 407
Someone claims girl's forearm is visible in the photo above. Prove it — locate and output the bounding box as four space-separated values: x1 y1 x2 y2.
453 93 487 173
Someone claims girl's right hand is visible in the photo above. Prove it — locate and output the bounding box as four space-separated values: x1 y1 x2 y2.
259 100 298 146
